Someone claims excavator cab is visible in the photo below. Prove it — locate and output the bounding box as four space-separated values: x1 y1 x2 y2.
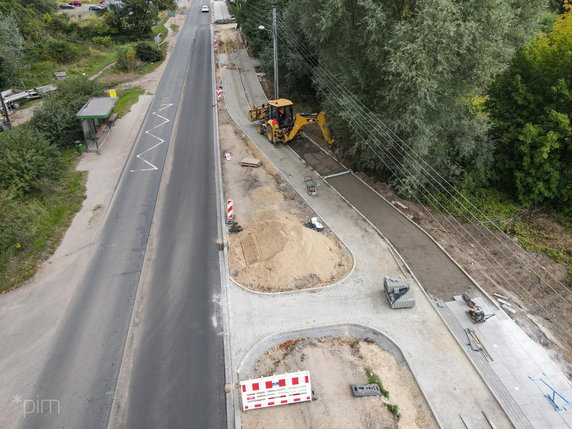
267 99 294 130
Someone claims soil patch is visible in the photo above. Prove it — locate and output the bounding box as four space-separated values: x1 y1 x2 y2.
241 337 437 429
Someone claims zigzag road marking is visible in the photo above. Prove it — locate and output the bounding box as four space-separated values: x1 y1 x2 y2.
130 103 174 173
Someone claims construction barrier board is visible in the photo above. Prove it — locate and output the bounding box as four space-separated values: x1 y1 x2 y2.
240 370 312 411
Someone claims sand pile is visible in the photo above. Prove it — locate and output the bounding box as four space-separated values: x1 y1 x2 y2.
228 208 350 291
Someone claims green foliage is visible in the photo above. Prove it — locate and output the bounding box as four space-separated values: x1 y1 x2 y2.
134 42 163 63
385 404 400 419
486 4 572 213
116 47 140 72
364 368 389 398
92 35 113 48
114 87 144 117
0 126 61 196
0 151 86 293
105 0 175 40
31 77 103 148
0 12 24 86
0 189 45 256
236 0 547 193
38 39 83 64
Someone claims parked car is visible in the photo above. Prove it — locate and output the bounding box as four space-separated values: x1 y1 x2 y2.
89 4 106 10
59 3 75 8
68 0 82 6
201 5 209 12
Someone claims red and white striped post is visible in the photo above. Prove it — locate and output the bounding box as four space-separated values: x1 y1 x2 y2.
217 87 223 102
226 199 234 223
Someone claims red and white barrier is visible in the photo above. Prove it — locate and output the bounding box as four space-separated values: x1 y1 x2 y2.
226 199 234 222
217 87 223 101
240 370 312 411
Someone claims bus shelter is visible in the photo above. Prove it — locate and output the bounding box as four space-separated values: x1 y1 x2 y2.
76 97 117 152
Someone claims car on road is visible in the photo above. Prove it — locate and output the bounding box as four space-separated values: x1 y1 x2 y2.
201 5 209 12
68 0 82 5
59 3 75 8
89 4 106 10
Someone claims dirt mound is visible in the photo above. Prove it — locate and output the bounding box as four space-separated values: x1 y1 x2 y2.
228 208 350 291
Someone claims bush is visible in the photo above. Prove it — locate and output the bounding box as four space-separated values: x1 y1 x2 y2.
116 47 140 72
92 35 113 48
135 42 163 63
39 39 83 64
31 77 103 148
0 127 61 196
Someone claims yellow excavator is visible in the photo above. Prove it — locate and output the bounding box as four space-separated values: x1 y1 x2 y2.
249 98 334 145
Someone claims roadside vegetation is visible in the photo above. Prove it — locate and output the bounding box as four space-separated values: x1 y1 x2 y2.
234 0 572 284
0 0 175 291
114 87 145 118
364 368 400 420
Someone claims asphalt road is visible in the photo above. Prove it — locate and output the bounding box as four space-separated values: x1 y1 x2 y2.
121 14 226 429
23 4 224 429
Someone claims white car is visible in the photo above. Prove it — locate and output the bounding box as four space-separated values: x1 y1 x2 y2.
201 5 209 12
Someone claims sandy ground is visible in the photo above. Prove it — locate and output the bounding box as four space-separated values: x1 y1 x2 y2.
241 337 438 429
217 103 352 291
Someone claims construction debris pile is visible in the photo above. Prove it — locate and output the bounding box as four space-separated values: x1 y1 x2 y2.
228 208 350 291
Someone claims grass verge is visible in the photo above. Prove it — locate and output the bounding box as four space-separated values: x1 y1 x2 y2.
20 47 120 88
0 151 86 293
114 87 145 118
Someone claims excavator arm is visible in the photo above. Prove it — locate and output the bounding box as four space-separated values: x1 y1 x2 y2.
283 113 335 144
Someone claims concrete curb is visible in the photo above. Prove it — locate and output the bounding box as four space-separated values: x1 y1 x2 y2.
235 323 443 429
211 24 237 429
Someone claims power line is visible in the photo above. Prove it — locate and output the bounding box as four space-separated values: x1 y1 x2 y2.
268 19 572 341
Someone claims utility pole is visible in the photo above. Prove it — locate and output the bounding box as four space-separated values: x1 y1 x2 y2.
272 7 279 100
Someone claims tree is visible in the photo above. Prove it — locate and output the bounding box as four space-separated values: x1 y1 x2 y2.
487 1 572 212
0 13 24 87
31 77 103 148
236 0 547 191
105 0 176 39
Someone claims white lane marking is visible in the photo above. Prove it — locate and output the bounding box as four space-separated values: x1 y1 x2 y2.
130 103 173 172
